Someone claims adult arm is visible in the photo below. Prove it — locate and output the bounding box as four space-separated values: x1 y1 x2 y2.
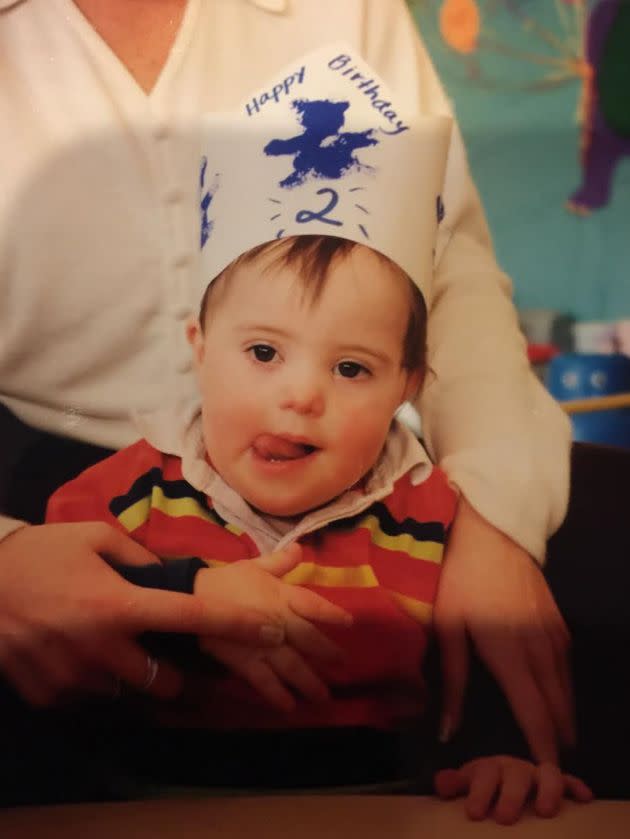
0 441 285 707
359 0 573 762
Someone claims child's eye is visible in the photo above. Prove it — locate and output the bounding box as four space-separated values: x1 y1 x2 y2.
249 344 277 363
336 361 369 379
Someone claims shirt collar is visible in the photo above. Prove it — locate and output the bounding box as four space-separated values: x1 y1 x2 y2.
136 399 433 548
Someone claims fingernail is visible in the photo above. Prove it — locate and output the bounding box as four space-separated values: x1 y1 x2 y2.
260 624 285 645
439 716 452 743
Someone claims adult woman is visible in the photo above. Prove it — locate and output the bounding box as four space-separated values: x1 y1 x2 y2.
0 0 572 775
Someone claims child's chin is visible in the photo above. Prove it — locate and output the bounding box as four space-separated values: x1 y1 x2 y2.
245 491 324 519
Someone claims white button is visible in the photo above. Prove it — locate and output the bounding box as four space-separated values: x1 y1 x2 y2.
176 355 193 373
153 121 169 140
174 302 191 320
164 187 184 205
173 254 191 270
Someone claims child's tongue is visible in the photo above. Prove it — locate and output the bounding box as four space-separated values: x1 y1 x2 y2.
253 434 310 461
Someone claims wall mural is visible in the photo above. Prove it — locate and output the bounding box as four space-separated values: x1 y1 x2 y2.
409 1 630 321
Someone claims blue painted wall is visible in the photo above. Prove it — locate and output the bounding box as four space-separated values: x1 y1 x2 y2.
411 1 630 320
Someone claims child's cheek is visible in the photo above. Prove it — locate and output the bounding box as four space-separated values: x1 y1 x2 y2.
338 404 388 456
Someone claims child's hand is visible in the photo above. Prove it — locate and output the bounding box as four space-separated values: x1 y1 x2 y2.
434 757 593 825
194 543 352 710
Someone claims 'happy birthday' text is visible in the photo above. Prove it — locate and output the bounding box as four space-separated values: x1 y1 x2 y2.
328 55 409 136
245 66 306 116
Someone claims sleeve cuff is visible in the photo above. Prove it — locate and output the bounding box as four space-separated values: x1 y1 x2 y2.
114 556 207 594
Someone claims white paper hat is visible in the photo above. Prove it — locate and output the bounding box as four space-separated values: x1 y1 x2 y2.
198 43 451 303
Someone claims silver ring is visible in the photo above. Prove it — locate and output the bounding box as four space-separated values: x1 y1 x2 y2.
140 655 159 690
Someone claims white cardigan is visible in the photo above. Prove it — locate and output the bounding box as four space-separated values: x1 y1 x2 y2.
0 0 571 559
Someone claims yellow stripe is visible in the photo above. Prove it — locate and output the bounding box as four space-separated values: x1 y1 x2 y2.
387 590 433 626
118 496 151 532
117 487 216 532
358 514 444 563
282 562 378 588
226 523 244 536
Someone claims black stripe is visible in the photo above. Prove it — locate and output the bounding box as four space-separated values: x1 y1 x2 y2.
108 467 225 524
329 501 446 544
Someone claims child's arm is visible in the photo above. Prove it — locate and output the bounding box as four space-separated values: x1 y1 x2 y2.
434 756 593 825
193 544 352 711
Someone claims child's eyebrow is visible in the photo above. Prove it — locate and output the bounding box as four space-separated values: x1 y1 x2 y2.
235 324 291 339
336 344 393 365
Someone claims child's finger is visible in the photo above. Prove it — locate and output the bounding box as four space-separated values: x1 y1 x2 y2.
492 762 534 825
533 762 564 819
564 773 594 803
255 543 303 577
433 768 468 800
465 761 501 821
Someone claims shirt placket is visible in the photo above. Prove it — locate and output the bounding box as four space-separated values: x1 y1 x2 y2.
147 108 197 385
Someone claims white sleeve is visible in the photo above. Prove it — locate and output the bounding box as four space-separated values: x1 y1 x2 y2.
0 515 27 544
360 0 571 562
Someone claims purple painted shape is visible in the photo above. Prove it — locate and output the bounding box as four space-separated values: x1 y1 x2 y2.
568 0 630 211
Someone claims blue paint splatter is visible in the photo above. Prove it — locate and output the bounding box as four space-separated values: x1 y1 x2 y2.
264 99 378 188
199 157 220 249
436 195 445 224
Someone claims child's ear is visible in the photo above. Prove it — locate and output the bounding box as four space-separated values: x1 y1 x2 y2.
402 369 423 405
185 316 205 368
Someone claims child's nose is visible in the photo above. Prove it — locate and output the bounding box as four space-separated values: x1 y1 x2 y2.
279 372 326 417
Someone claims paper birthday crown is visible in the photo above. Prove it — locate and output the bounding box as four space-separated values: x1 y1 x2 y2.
198 43 451 303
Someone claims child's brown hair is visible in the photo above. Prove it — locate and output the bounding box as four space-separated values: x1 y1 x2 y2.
199 235 427 373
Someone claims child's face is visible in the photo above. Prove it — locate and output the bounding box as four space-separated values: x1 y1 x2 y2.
187 245 421 518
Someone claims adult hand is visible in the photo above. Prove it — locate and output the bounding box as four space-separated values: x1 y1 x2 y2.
0 522 285 707
435 756 592 824
196 543 352 710
433 498 575 764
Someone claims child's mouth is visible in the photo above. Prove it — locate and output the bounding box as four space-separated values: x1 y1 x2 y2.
252 434 318 462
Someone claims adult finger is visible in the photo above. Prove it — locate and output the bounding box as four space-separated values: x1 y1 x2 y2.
533 762 564 819
287 586 352 627
492 762 533 825
551 626 576 747
96 637 182 699
91 523 161 568
121 584 285 647
0 625 85 707
234 655 297 712
267 646 330 703
486 656 558 764
434 614 469 742
527 627 575 750
0 646 59 707
285 613 342 661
